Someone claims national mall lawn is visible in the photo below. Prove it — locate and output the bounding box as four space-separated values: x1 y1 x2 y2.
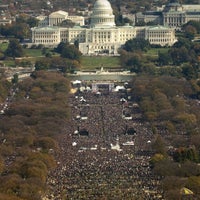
0 43 168 70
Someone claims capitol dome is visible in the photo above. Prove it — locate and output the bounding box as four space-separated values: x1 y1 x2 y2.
93 0 112 10
90 0 116 28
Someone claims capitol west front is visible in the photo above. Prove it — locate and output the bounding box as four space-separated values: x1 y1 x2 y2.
31 0 177 55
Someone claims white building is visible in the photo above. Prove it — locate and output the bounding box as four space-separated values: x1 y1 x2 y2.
31 0 177 55
37 10 85 27
145 26 176 46
31 26 61 45
49 10 69 26
136 0 200 29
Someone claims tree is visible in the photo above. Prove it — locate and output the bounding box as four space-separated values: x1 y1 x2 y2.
191 134 200 149
27 17 39 27
158 51 172 66
169 47 190 65
186 176 200 196
0 156 4 174
34 137 58 151
0 51 5 60
5 39 24 59
19 160 48 183
123 38 150 52
182 63 199 80
119 50 145 72
59 19 75 27
165 121 176 134
182 24 197 40
173 113 197 128
12 74 19 84
153 89 172 110
162 176 186 191
10 23 31 40
171 96 186 113
35 58 50 71
193 43 200 54
74 40 79 48
153 159 180 177
61 44 82 61
54 42 68 54
150 153 165 168
173 147 199 163
126 54 143 73
152 135 167 155
0 20 31 41
173 37 192 49
184 20 200 34
0 193 24 200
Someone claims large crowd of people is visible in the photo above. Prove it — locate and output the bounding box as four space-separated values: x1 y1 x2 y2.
44 81 164 200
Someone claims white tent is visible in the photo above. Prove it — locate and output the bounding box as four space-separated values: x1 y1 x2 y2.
72 142 77 146
72 80 81 85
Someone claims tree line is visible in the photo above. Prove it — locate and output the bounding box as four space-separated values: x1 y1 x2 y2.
129 75 200 199
0 71 70 200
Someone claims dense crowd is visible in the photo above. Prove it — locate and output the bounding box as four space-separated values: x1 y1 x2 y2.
44 82 164 200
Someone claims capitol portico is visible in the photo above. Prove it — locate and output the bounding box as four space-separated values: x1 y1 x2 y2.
31 0 177 55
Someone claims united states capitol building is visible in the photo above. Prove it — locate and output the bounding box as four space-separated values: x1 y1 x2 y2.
31 0 177 55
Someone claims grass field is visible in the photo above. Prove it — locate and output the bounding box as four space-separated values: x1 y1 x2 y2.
24 48 43 57
81 56 121 70
0 42 168 69
0 43 8 52
0 43 45 57
146 48 169 56
80 49 168 69
3 60 16 67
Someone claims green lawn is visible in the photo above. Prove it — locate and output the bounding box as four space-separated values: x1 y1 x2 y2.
3 60 16 67
1 43 169 69
146 48 169 56
0 43 8 52
23 48 59 57
24 48 43 57
81 56 121 70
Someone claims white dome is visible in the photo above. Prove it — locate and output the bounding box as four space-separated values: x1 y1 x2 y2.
90 0 115 28
93 0 112 10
